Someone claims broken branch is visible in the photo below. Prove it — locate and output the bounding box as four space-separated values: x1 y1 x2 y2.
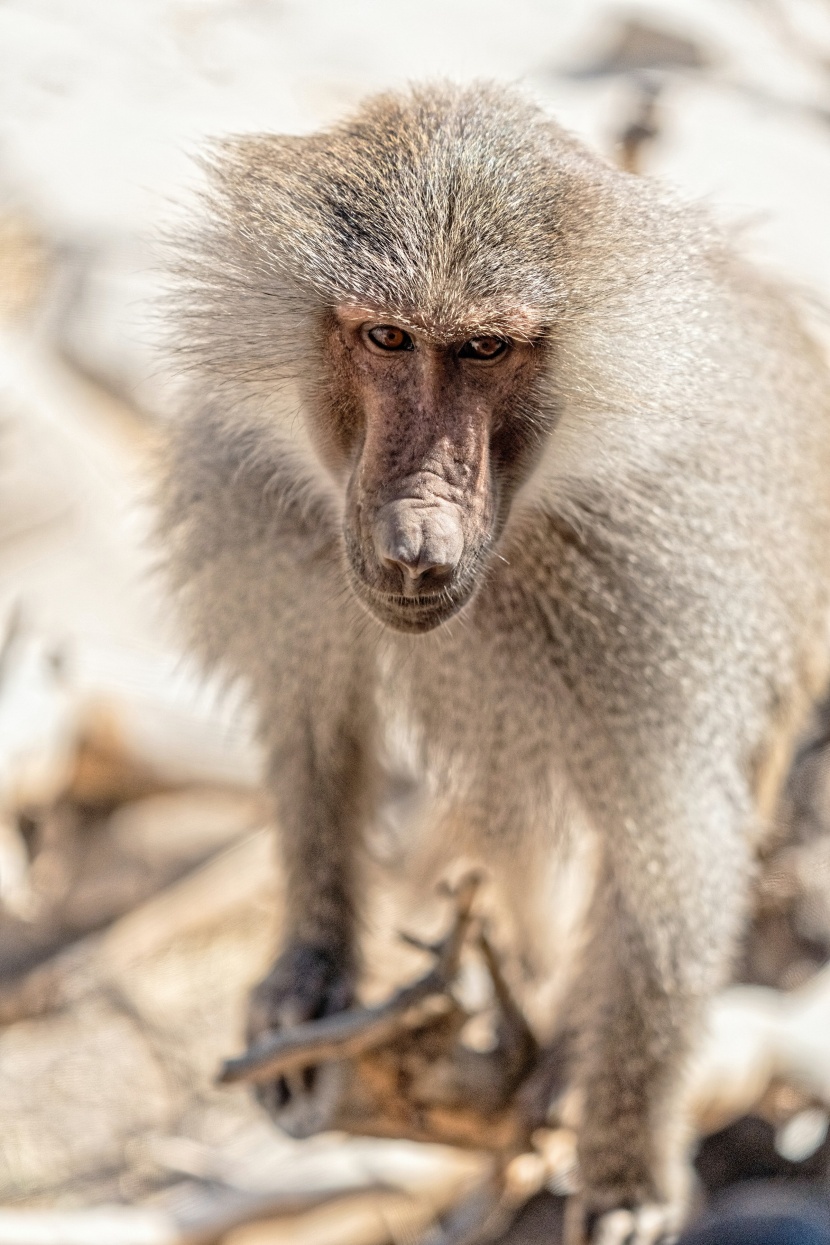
218 872 481 1085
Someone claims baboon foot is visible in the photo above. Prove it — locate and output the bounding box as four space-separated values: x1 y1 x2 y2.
567 1195 683 1245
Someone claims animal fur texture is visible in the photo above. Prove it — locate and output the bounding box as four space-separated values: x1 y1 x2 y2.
158 83 830 1244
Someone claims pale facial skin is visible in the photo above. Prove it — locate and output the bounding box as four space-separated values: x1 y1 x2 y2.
319 308 546 633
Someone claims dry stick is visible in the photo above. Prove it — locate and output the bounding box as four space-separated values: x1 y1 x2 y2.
0 1184 396 1245
218 872 481 1086
218 987 454 1085
477 929 537 1061
0 830 274 1027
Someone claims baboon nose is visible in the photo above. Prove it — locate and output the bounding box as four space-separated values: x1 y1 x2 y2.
374 501 464 590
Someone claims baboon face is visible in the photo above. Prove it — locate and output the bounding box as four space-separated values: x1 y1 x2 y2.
193 86 570 632
316 308 549 634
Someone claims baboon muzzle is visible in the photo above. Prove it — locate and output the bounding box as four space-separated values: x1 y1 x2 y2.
373 499 465 593
344 384 495 631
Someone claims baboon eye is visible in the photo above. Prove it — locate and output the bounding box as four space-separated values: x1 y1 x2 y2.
366 325 413 352
459 335 509 360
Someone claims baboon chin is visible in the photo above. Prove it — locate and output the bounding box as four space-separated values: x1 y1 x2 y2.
159 81 830 1244
346 576 474 635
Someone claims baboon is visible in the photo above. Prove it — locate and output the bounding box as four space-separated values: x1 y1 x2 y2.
158 83 830 1243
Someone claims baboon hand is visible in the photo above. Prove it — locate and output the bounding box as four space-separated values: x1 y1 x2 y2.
246 942 355 1138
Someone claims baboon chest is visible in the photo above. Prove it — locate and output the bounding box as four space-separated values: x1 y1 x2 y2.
371 624 566 849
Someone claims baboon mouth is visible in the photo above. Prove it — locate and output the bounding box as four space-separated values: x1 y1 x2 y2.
350 579 472 633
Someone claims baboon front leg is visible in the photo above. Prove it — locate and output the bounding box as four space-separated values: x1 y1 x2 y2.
248 719 369 1137
566 844 745 1245
566 947 692 1245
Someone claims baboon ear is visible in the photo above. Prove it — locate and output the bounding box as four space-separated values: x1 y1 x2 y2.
169 132 330 386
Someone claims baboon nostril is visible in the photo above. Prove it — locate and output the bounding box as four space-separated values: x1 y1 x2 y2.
381 553 456 585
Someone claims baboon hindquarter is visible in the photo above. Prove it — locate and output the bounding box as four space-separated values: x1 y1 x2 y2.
158 84 830 1243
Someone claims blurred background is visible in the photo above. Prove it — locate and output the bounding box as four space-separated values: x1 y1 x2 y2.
2 2 830 1242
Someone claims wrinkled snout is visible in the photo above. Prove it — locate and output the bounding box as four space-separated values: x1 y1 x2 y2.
373 499 465 593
